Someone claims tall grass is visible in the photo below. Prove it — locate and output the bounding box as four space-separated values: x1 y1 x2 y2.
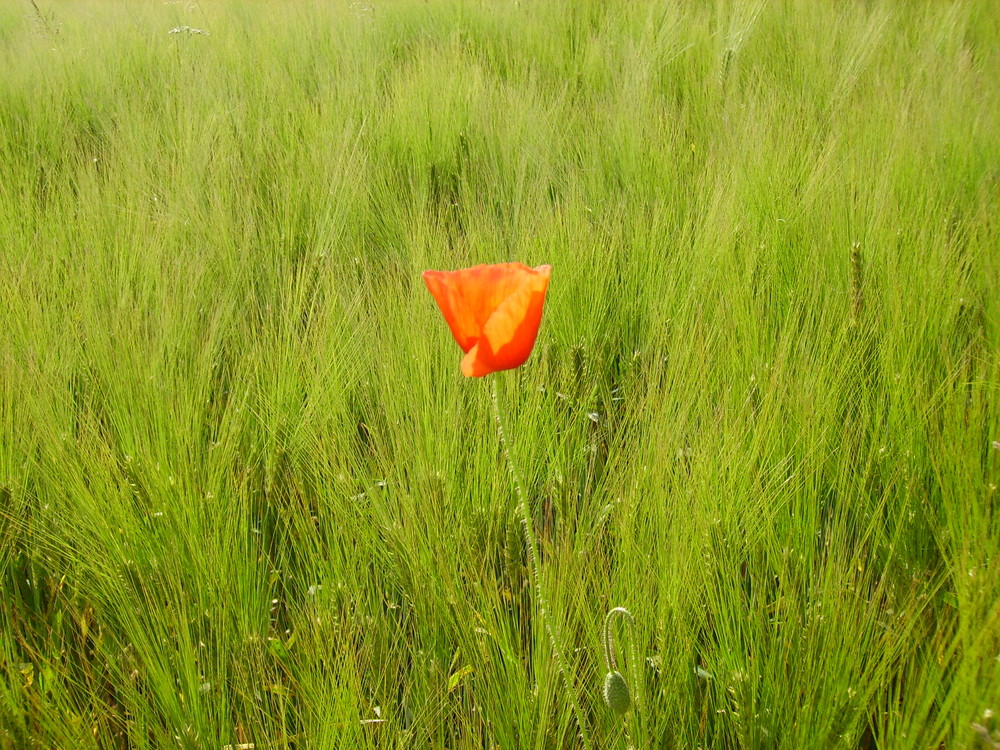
1 1 998 747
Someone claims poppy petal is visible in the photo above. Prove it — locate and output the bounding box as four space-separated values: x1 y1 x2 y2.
424 263 551 377
461 265 551 377
461 342 490 377
422 263 541 353
422 269 478 353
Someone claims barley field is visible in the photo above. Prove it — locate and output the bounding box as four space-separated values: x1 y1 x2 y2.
1 1 998 748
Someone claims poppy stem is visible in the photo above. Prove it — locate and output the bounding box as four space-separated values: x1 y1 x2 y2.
603 607 637 672
491 378 593 750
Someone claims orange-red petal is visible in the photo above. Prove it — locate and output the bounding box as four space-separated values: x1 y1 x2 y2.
423 263 551 377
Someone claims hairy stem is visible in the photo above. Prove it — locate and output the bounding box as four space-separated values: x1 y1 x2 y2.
491 377 592 750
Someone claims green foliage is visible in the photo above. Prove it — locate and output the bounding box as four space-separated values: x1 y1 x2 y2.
1 0 998 747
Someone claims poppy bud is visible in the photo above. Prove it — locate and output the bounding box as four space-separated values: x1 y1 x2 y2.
602 606 638 717
603 670 631 715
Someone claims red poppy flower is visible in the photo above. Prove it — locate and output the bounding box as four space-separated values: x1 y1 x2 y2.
423 263 552 377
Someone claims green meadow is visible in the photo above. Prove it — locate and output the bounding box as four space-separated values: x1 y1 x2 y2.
1 0 998 747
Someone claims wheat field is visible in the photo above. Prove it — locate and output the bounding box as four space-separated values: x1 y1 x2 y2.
1 1 998 748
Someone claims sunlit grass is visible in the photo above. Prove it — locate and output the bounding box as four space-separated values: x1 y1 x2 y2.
1 1 998 748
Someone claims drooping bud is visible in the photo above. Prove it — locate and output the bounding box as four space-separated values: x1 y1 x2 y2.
603 670 631 715
601 607 638 717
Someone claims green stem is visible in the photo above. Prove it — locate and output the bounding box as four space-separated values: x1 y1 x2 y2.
602 608 619 672
491 377 592 750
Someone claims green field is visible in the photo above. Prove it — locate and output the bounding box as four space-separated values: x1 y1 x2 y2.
1 1 998 747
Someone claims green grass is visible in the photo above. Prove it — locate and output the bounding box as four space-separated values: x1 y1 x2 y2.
1 0 998 747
